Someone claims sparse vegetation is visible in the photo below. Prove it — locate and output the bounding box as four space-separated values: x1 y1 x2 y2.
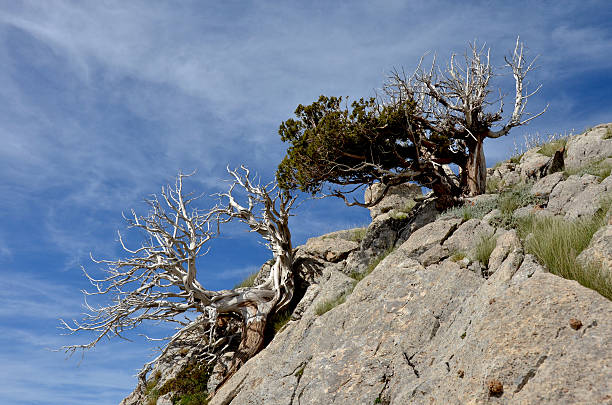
498 184 542 215
519 196 612 300
365 247 395 275
472 234 497 267
509 153 523 164
564 158 612 181
270 310 292 333
233 270 259 289
485 177 502 193
294 364 306 378
450 251 467 262
439 197 499 221
315 289 352 315
537 137 567 157
391 211 409 220
510 131 571 163
604 126 612 140
157 362 212 405
349 227 367 242
316 247 397 316
145 370 162 405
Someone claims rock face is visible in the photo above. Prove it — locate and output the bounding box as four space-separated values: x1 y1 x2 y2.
211 246 612 405
565 123 612 170
121 125 612 405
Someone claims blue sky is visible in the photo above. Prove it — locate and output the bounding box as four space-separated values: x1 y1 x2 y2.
0 1 611 404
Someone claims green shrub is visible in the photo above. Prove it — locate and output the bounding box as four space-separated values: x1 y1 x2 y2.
158 362 211 405
234 270 259 288
401 199 417 212
365 247 394 274
521 199 611 300
391 211 409 220
145 371 162 405
604 126 612 140
472 234 497 267
490 184 545 229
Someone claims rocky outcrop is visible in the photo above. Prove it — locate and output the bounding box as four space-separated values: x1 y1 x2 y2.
211 241 612 405
122 125 612 405
565 123 612 170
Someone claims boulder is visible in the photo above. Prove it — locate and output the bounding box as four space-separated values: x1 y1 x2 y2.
564 182 611 219
442 219 495 254
365 182 422 219
518 148 553 180
530 171 564 197
399 217 462 257
488 230 522 274
565 123 612 171
297 233 360 263
547 174 599 215
577 225 612 279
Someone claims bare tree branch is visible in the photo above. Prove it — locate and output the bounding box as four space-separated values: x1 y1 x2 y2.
61 168 297 388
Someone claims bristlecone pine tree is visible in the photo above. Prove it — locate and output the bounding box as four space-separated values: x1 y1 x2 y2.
277 37 546 207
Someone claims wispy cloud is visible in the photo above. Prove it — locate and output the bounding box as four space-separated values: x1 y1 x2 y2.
1 2 611 404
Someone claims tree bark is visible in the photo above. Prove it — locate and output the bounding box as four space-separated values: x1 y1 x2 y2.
466 137 487 196
232 317 266 372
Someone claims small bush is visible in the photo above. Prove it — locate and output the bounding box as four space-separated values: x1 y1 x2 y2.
145 371 162 405
604 126 612 140
391 211 409 220
234 270 259 289
401 199 417 212
472 234 497 267
366 247 394 274
489 184 545 229
509 153 523 164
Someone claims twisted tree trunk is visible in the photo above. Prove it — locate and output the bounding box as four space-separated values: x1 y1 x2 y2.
466 137 487 196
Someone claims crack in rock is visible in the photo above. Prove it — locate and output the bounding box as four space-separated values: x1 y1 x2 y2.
289 361 309 405
429 316 441 340
439 222 461 245
514 355 548 393
403 352 420 378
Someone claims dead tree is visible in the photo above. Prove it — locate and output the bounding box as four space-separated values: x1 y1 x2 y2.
385 37 547 195
61 168 296 388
